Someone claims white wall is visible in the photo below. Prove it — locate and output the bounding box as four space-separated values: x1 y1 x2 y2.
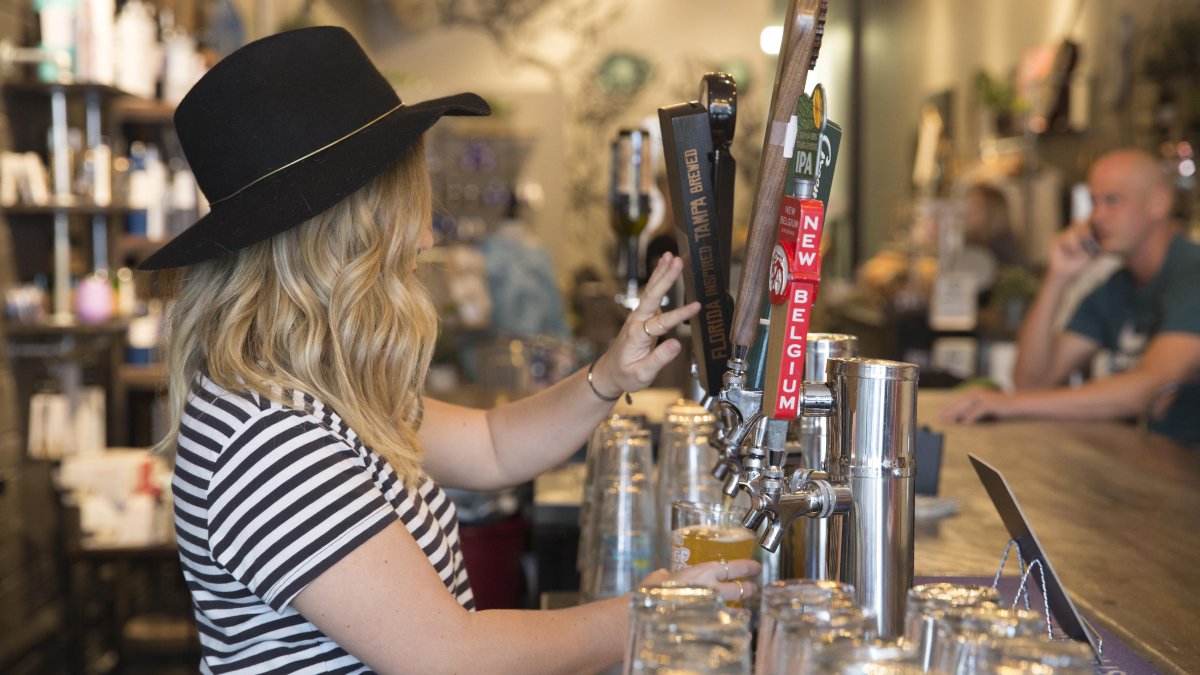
229 0 1194 276
232 0 855 284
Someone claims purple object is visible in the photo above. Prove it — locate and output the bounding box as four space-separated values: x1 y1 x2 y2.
74 274 114 324
917 575 1161 675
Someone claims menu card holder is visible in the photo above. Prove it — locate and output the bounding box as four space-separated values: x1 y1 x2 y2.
969 454 1102 660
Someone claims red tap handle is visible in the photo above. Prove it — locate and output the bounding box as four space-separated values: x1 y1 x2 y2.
763 196 825 420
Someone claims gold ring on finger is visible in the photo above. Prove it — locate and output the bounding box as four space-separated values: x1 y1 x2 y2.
642 320 654 338
735 579 745 602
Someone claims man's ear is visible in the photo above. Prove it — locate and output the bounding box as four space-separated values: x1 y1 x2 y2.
1147 183 1175 221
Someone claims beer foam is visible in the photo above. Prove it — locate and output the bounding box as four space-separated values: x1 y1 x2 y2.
677 524 754 543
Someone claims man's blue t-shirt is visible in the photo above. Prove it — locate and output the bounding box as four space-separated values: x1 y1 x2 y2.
1066 235 1200 445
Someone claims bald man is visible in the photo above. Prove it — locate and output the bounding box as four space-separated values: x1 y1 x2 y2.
941 149 1200 444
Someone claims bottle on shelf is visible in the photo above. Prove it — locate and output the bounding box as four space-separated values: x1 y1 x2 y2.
611 128 652 310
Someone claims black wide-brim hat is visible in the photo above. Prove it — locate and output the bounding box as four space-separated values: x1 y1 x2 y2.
139 26 490 270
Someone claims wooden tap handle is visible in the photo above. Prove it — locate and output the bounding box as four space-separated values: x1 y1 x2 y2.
730 0 827 355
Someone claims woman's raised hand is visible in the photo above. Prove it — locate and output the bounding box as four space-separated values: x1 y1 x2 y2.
590 253 700 398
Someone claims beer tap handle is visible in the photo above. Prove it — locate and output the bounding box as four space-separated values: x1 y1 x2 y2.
729 0 828 358
763 86 829 421
659 102 735 397
701 72 737 284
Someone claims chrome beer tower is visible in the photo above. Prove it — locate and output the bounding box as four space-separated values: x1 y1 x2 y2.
706 78 916 638
795 333 856 583
661 0 915 638
713 353 918 638
706 296 919 641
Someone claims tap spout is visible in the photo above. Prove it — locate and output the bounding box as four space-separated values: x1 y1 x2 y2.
757 478 853 552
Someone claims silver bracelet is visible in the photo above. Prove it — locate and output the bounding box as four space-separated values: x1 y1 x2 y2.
587 361 631 405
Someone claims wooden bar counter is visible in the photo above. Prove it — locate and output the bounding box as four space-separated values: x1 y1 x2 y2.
915 389 1200 674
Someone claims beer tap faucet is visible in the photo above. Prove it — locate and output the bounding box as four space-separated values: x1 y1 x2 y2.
710 357 760 491
728 413 788 512
708 82 846 546
757 464 853 552
659 0 914 640
749 379 842 552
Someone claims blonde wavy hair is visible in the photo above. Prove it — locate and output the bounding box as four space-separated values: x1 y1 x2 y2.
153 139 437 484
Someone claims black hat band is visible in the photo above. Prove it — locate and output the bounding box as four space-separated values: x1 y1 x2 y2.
208 101 407 206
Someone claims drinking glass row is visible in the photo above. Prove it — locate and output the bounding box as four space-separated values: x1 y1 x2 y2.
623 578 1097 674
576 405 1096 672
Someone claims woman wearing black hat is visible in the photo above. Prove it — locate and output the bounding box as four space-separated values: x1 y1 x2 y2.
146 26 759 673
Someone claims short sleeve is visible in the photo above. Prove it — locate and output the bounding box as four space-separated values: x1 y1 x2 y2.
1065 285 1114 348
1159 266 1200 335
205 409 397 612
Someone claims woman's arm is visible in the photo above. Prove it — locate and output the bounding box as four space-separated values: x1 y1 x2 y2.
294 520 626 674
293 520 760 674
421 253 700 491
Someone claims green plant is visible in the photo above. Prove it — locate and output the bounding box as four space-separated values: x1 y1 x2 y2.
974 70 1018 115
990 265 1038 304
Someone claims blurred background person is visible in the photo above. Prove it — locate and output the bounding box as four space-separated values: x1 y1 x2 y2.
940 148 1200 445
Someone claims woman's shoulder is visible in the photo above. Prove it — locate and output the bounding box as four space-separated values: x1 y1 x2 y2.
184 376 339 443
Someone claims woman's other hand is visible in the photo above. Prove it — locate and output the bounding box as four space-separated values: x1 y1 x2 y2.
639 558 762 605
591 252 700 397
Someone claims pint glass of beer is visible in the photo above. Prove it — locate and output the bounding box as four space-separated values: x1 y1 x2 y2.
670 501 756 605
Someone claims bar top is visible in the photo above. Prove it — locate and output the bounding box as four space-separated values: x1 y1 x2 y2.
915 389 1200 675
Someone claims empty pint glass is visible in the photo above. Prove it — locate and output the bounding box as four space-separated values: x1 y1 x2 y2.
623 582 722 675
769 604 876 674
580 415 642 593
632 606 751 675
754 579 856 675
904 583 1001 670
930 605 1045 674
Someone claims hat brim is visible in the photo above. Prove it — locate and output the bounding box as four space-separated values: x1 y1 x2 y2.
138 92 490 270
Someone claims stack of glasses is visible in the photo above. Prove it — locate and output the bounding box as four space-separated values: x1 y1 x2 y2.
580 415 656 600
905 583 1003 670
620 578 1098 673
581 401 729 600
755 579 859 673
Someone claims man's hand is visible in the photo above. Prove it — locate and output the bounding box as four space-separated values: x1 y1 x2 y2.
938 388 1017 424
1046 221 1099 284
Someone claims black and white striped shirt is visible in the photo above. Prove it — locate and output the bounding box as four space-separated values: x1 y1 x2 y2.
173 376 474 673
